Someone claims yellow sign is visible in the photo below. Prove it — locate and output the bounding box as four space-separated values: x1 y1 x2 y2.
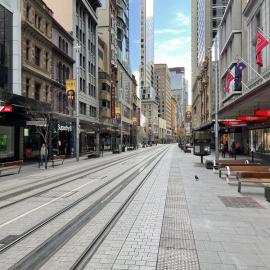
66 80 76 92
132 117 137 124
115 107 121 114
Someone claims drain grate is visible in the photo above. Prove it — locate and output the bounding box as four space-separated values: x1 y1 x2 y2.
156 165 200 270
218 196 264 208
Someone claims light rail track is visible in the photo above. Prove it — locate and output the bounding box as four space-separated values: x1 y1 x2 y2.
0 147 160 210
0 148 167 258
7 148 168 270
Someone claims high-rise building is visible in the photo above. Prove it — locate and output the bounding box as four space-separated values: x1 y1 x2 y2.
140 0 158 143
169 67 187 128
0 0 21 95
191 0 228 129
154 64 172 141
140 0 154 100
44 0 101 153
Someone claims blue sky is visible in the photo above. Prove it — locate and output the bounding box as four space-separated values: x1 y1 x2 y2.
129 0 191 102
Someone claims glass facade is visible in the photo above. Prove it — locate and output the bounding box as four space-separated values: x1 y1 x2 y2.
0 4 12 93
0 126 14 159
252 129 270 156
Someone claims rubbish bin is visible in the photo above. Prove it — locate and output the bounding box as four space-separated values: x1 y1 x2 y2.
122 145 126 152
265 187 270 202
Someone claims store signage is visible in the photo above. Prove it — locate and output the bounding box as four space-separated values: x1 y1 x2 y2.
111 86 115 118
26 120 47 126
58 124 72 132
0 106 13 112
24 128 29 137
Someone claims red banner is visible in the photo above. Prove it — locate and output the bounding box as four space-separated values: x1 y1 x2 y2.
111 86 115 118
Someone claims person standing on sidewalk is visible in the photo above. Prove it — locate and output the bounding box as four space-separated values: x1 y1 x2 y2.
40 144 48 169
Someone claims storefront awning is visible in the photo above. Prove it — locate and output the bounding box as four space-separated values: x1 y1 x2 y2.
219 79 270 119
193 121 214 131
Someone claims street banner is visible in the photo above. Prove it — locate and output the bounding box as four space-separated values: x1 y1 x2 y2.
111 86 115 118
132 117 137 125
66 80 76 115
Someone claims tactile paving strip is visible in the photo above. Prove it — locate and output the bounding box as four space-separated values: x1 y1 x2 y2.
156 163 200 270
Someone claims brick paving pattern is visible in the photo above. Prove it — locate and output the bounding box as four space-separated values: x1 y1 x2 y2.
156 160 200 270
218 196 264 209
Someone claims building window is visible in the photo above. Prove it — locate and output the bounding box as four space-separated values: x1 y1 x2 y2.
35 46 41 66
76 26 79 39
35 14 42 29
66 68 70 80
26 5 31 20
59 37 62 49
79 102 86 115
26 40 31 61
45 52 49 71
45 85 49 102
45 23 49 36
26 78 30 97
58 62 62 82
34 82 41 100
63 65 66 82
66 42 68 54
89 106 97 117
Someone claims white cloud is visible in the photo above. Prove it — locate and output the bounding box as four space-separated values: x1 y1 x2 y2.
155 38 191 104
176 12 191 26
155 29 183 35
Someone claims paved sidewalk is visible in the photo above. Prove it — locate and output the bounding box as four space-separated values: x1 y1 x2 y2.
90 145 270 270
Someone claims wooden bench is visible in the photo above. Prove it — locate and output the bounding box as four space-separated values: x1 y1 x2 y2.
213 159 249 177
87 151 100 158
0 160 23 176
237 172 270 192
226 165 269 183
49 155 65 167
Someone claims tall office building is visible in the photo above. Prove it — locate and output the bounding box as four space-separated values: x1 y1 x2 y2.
44 0 101 153
140 0 158 142
169 67 187 128
154 64 172 140
140 0 154 100
191 0 228 129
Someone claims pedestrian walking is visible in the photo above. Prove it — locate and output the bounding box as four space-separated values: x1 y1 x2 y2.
231 141 236 160
40 143 48 169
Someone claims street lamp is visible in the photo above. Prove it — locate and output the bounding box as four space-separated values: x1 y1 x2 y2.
74 44 81 161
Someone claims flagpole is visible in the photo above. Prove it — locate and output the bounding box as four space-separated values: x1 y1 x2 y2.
241 81 250 91
257 27 270 41
238 56 265 82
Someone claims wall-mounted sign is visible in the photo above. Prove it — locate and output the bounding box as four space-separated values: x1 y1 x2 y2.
24 128 29 137
58 124 72 132
66 80 76 92
26 120 47 126
0 106 13 112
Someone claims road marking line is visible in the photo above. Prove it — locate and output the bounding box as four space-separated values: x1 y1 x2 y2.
0 179 97 229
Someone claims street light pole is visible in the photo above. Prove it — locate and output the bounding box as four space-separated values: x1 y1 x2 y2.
214 37 219 161
74 44 81 162
120 89 123 152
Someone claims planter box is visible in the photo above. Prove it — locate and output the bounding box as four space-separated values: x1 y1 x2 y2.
265 187 270 202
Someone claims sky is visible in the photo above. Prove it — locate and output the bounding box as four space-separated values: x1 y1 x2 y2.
129 0 191 104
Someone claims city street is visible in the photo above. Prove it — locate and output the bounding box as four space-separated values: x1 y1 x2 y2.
0 145 269 270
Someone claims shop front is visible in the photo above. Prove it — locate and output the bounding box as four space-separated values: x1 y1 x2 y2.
0 126 20 162
51 121 75 157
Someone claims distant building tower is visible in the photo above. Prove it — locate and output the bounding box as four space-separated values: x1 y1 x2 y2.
140 0 155 100
169 67 187 128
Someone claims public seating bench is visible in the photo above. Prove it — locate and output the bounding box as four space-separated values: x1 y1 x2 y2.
225 165 269 183
0 160 23 176
49 155 65 167
237 172 270 192
213 159 249 177
87 151 100 159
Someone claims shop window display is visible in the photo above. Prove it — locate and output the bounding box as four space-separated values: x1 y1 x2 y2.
0 126 14 159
